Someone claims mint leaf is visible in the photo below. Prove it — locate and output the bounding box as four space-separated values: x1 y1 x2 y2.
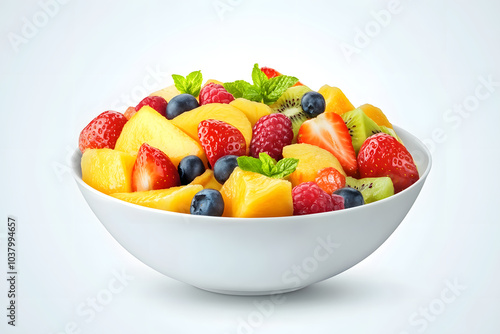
171 71 203 97
263 75 299 104
224 80 252 99
274 158 299 179
242 86 262 102
172 74 187 94
186 70 203 97
237 153 298 179
252 63 268 90
237 156 263 174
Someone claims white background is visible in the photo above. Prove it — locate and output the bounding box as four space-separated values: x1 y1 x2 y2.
1 0 499 333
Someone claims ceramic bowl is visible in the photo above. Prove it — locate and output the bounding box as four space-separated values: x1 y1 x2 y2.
72 125 431 295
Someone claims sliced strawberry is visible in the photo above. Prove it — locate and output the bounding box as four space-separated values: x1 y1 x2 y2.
297 112 358 177
198 119 246 167
131 143 180 192
357 133 419 193
79 110 128 153
260 66 303 86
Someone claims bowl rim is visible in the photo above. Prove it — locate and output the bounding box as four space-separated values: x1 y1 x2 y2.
72 125 432 223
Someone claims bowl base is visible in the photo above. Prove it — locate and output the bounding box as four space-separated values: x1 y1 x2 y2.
193 285 307 296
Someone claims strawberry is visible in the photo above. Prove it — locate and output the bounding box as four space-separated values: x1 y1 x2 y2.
357 133 419 193
198 119 246 167
131 143 180 192
199 83 234 105
297 112 358 177
260 66 303 86
249 113 294 161
135 96 168 117
78 111 128 153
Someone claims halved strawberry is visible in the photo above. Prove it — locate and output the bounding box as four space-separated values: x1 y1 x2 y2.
297 112 358 177
79 110 128 153
357 133 419 193
131 143 180 192
198 119 246 167
260 66 303 87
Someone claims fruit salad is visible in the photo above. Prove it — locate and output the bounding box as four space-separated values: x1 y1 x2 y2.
78 64 420 218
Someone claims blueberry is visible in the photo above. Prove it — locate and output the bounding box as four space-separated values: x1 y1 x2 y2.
190 189 224 216
178 155 206 185
333 187 364 209
166 94 200 120
301 91 326 118
213 155 239 184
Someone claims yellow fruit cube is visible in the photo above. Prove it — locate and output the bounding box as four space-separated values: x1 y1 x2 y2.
318 85 355 115
229 98 272 127
220 168 293 218
114 106 206 167
282 143 346 188
81 148 136 195
111 185 203 213
189 169 222 191
171 103 252 151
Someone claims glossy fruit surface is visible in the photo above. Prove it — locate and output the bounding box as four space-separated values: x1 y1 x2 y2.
136 96 168 117
178 155 206 185
190 189 225 216
199 83 234 105
213 155 239 184
249 113 293 161
292 182 334 215
315 167 346 195
166 93 200 120
301 91 326 118
79 111 128 153
333 187 365 208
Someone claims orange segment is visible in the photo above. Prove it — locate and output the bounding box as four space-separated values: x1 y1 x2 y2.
114 106 206 167
318 85 355 115
359 104 393 129
111 185 202 213
81 148 136 195
189 169 222 191
220 168 293 218
282 143 346 188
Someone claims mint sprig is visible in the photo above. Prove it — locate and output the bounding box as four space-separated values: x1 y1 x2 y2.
172 70 203 97
224 64 299 105
237 153 299 179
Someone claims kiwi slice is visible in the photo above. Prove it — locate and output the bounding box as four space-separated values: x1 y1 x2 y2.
380 125 404 144
346 176 394 204
270 86 312 139
341 108 383 154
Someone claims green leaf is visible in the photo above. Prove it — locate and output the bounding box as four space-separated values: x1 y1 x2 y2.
273 158 299 179
242 85 263 102
186 70 203 97
172 74 187 94
224 80 252 99
263 75 299 105
259 153 277 175
171 71 203 97
252 63 268 90
237 156 263 174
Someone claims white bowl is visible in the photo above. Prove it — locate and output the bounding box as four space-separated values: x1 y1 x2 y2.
72 126 431 295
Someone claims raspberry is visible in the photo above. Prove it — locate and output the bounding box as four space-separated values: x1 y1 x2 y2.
331 194 345 211
135 96 167 117
315 167 346 195
292 182 334 215
249 113 293 160
199 83 234 105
